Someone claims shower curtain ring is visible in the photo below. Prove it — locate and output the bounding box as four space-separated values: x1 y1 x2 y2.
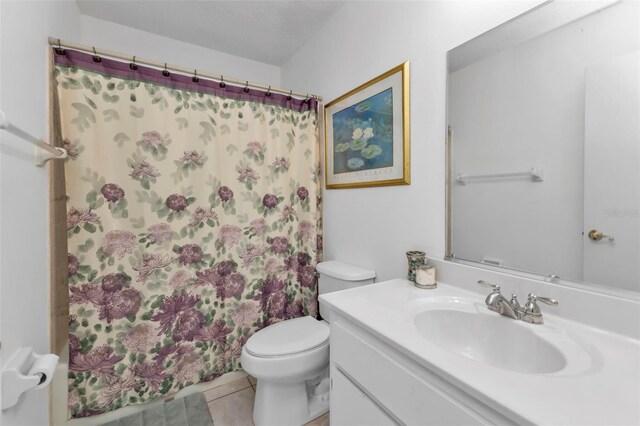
92 47 102 63
287 90 293 101
192 69 199 83
129 56 138 71
244 81 250 93
265 86 272 97
55 38 65 55
162 63 170 77
219 75 226 88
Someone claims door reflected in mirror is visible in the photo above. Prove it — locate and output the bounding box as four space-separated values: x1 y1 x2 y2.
446 0 639 294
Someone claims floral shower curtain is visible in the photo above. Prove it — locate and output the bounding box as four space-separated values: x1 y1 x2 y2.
52 49 321 418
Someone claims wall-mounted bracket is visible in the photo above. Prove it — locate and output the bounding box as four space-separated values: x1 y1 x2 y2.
0 110 67 167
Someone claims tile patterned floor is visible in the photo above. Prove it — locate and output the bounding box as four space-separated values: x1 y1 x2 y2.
62 367 326 426
203 372 330 426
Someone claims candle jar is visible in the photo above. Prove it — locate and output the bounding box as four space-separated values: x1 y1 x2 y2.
406 251 427 282
415 264 437 289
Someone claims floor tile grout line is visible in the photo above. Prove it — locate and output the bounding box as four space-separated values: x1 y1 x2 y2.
206 384 254 403
203 378 253 402
205 376 250 391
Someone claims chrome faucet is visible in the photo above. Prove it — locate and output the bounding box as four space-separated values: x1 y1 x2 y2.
477 280 519 319
477 280 558 324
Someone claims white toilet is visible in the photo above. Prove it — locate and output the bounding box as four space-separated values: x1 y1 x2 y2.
240 260 375 426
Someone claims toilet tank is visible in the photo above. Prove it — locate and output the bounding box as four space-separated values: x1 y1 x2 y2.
316 260 375 320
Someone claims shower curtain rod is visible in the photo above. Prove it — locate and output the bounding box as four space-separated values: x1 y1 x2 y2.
48 37 323 102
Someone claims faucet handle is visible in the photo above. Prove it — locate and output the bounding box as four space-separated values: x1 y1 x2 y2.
521 294 558 324
524 293 558 315
528 293 558 306
477 280 500 292
478 280 502 314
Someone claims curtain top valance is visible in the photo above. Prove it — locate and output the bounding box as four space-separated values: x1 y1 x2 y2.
53 48 318 113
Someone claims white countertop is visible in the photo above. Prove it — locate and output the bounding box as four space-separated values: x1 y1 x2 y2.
320 278 640 425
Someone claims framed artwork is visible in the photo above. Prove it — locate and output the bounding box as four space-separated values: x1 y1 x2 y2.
324 62 410 189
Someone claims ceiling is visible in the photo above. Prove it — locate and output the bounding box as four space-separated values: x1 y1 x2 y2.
76 1 345 66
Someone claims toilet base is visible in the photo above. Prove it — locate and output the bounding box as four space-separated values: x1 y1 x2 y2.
253 371 330 426
307 392 330 423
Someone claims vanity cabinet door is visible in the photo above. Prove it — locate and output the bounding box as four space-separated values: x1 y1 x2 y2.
331 366 396 426
331 320 489 425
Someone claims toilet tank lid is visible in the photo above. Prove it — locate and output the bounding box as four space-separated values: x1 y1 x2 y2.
316 260 375 281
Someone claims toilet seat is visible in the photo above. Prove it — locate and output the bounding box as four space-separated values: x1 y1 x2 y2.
245 316 329 358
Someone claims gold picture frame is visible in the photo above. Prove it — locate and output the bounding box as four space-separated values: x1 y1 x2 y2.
324 62 410 189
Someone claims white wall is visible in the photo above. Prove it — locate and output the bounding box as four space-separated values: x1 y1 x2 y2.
0 2 82 424
79 15 281 86
281 1 543 282
0 4 281 425
449 1 639 281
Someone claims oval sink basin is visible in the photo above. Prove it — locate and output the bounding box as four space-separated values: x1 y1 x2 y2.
413 309 567 374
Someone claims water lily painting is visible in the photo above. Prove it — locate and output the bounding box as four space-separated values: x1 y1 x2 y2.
325 62 410 189
332 89 393 174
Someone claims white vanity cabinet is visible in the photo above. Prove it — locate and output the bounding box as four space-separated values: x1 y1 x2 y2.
322 277 640 425
329 313 513 426
331 367 395 426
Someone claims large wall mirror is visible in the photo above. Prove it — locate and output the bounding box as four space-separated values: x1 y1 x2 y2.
446 0 639 295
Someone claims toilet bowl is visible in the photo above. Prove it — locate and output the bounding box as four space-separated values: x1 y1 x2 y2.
241 260 375 426
241 316 330 426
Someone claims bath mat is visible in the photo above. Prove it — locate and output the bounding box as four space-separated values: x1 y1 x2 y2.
99 392 213 426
